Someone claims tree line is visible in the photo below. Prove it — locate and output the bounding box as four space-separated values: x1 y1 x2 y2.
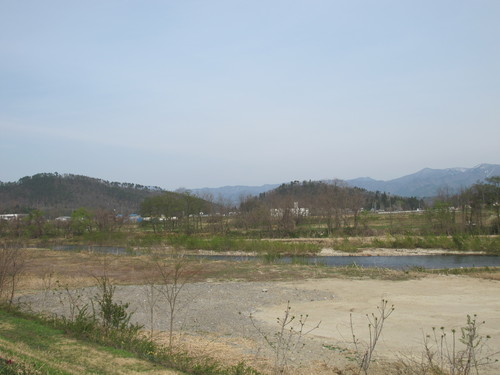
1 176 498 239
0 207 128 238
424 176 500 235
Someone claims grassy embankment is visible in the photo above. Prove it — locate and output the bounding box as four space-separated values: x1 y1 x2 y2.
0 307 182 375
0 305 260 375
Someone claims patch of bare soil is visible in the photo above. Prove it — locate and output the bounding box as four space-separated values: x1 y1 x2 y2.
20 274 500 375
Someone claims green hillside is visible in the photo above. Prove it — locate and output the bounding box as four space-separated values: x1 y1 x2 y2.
0 173 164 217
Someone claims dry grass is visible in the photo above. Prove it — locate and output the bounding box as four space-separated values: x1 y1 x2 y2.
443 270 500 281
153 331 269 372
17 248 423 295
17 248 500 295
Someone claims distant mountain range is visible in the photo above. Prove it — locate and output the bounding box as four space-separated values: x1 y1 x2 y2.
347 164 500 197
190 164 500 203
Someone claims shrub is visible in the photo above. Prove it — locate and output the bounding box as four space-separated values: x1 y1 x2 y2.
399 314 499 375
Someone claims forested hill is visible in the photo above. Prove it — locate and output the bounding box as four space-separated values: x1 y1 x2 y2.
0 173 164 217
241 180 423 212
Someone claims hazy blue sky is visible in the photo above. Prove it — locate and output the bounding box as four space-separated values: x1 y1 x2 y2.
1 1 499 190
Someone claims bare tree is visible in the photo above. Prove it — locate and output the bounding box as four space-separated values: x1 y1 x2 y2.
140 281 162 339
94 208 116 232
0 244 26 304
153 250 198 348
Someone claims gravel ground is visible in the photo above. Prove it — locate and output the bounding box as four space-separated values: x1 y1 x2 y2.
21 281 332 332
20 281 342 374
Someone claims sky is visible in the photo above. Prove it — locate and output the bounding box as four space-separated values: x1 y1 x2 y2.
1 1 499 190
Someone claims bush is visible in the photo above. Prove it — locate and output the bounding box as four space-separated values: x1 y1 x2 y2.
94 275 135 331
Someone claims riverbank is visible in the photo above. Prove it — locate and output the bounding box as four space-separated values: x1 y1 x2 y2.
194 247 489 257
318 247 489 256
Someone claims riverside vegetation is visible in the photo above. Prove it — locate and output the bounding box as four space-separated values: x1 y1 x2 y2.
1 177 499 247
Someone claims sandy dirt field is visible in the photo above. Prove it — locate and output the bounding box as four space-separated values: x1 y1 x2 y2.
255 276 500 372
22 272 500 374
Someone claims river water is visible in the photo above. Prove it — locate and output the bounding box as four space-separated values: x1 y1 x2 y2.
51 246 500 270
194 254 500 269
